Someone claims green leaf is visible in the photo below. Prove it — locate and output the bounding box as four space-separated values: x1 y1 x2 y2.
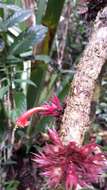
6 55 22 64
33 55 51 63
0 86 8 99
43 0 65 28
9 25 48 55
27 63 47 108
36 0 46 24
14 91 27 113
38 72 57 103
4 179 19 190
14 79 37 87
0 2 21 11
3 9 32 30
10 91 27 122
102 146 107 152
21 54 51 63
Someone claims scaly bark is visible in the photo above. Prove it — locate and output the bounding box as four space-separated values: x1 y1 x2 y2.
60 7 107 145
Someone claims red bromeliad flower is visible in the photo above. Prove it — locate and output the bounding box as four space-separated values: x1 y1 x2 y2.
32 128 107 190
16 96 63 127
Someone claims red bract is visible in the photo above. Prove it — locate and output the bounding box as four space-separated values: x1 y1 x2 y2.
41 96 63 117
32 129 107 190
16 96 63 127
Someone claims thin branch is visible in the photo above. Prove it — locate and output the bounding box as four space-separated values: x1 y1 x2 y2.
57 1 72 68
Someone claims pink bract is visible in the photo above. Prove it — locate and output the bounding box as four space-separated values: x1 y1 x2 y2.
33 128 107 190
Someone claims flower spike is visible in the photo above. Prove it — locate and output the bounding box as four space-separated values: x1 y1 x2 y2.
16 96 63 127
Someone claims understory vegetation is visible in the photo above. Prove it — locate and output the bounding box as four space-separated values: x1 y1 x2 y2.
0 0 107 190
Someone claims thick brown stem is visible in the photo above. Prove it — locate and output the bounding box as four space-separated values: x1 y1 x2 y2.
60 7 107 145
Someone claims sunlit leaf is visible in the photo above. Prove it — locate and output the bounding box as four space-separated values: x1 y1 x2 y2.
14 79 37 87
9 25 48 55
21 54 51 63
0 2 21 11
33 55 51 63
3 9 32 29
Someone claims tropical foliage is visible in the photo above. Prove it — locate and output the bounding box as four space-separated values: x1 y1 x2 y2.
0 0 107 190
